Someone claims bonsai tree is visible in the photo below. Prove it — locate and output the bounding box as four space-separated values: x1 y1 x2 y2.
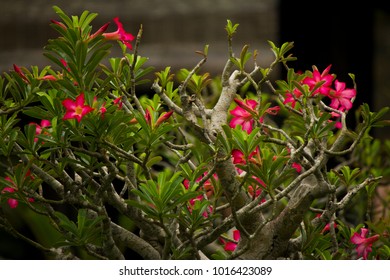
0 6 389 260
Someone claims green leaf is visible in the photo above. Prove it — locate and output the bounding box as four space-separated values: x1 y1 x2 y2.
52 6 73 28
146 156 163 168
80 11 98 31
335 166 361 186
225 20 239 37
155 67 174 88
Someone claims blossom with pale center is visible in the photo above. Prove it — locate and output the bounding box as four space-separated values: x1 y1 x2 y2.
350 228 380 259
102 17 135 49
62 93 94 122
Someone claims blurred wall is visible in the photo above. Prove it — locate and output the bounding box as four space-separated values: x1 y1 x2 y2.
0 0 279 74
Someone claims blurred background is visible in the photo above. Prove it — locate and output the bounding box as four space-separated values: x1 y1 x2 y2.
1 0 390 259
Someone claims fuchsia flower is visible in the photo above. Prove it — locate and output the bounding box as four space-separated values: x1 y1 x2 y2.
90 22 110 40
302 65 334 96
155 111 173 128
38 75 59 81
2 186 18 209
321 222 337 234
145 108 173 128
284 88 303 108
183 172 215 199
229 98 258 133
183 172 215 217
328 80 356 111
350 228 380 259
2 172 35 209
259 106 280 123
60 59 71 72
62 93 94 122
113 96 123 109
29 119 51 142
232 149 246 165
13 64 29 83
145 108 152 126
231 148 266 199
102 17 135 49
50 19 67 30
291 162 302 173
221 230 241 252
92 97 107 119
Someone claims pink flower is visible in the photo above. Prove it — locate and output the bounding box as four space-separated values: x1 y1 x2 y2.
259 106 280 123
315 214 337 234
328 80 356 111
232 147 262 166
50 19 67 30
247 177 266 199
221 230 241 252
90 22 110 40
60 59 71 72
350 228 380 259
29 119 51 142
113 96 123 109
155 111 173 128
321 222 337 234
37 75 59 81
232 149 246 165
2 186 18 209
183 172 216 199
2 172 34 209
302 65 334 96
92 97 107 119
229 98 258 133
292 162 302 173
102 17 135 49
284 88 303 108
145 108 152 126
183 172 215 218
13 64 29 83
62 93 94 122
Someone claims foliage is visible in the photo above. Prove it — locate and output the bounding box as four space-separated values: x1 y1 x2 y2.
0 7 389 260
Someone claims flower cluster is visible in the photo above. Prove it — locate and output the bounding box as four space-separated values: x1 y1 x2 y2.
229 98 280 133
284 65 356 128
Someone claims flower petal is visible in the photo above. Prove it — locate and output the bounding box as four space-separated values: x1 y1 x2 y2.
224 242 237 252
